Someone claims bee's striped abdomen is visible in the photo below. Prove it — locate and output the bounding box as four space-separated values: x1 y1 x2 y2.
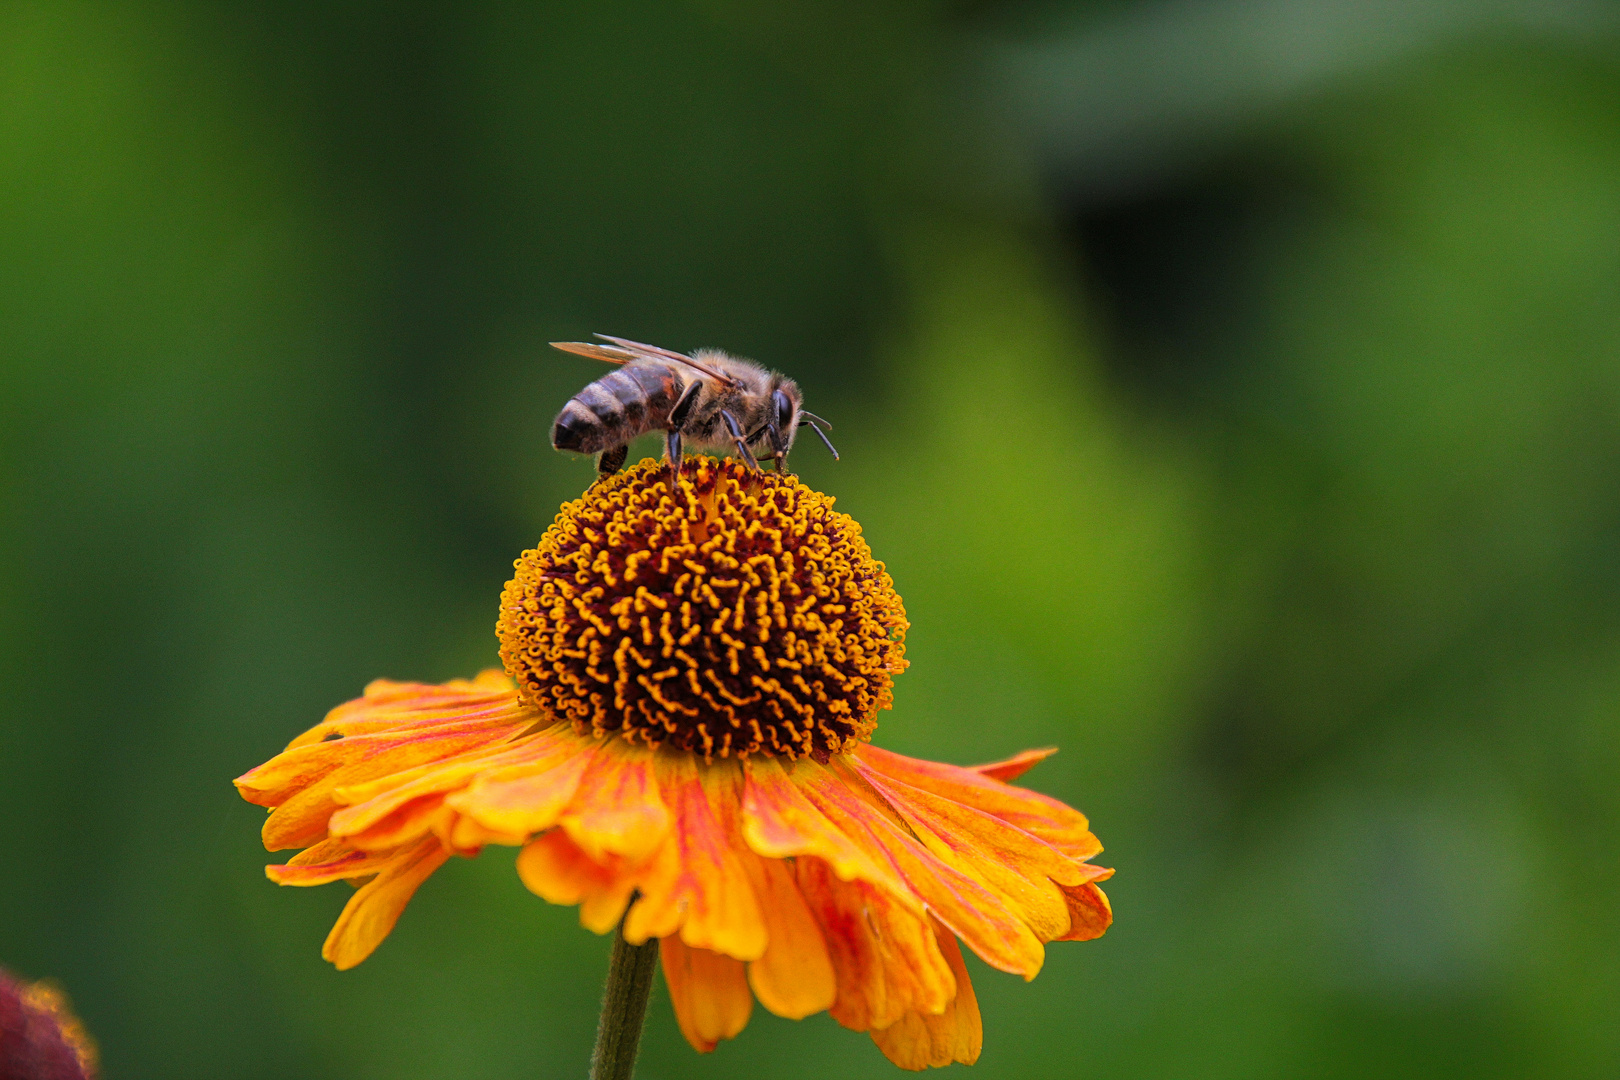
551 362 682 454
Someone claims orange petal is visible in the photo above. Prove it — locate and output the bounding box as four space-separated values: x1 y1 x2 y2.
515 830 637 935
660 936 753 1053
440 728 596 837
740 757 918 909
338 794 457 852
1055 880 1113 941
741 853 836 1019
438 809 528 853
266 840 408 886
285 672 521 748
796 759 1046 978
239 699 527 803
795 857 955 1033
245 722 527 851
622 756 766 962
968 747 1056 783
854 760 1080 941
854 743 1101 862
870 923 982 1070
336 724 582 833
320 837 450 970
556 741 670 862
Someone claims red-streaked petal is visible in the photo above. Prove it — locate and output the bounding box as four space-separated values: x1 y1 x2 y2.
854 743 1101 861
557 741 670 862
739 757 918 909
660 936 753 1053
869 922 983 1070
795 857 955 1033
334 724 585 836
1056 880 1114 941
339 795 455 852
741 852 836 1020
853 760 1079 941
439 728 596 838
266 840 406 887
239 700 527 803
320 837 450 970
968 747 1056 783
286 671 521 748
796 759 1047 978
243 722 527 851
622 756 766 962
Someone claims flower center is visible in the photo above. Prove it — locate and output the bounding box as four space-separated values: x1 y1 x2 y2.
497 457 908 759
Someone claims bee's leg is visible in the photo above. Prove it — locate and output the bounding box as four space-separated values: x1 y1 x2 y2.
664 429 683 492
769 421 790 473
597 443 629 478
741 421 787 473
664 381 701 492
719 410 761 472
669 380 702 428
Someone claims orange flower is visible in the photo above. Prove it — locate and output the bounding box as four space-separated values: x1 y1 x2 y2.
0 969 99 1080
235 458 1111 1070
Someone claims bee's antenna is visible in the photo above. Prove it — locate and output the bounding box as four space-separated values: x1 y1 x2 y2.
798 411 833 430
799 418 840 461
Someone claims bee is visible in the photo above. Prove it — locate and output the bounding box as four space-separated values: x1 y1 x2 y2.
548 334 839 484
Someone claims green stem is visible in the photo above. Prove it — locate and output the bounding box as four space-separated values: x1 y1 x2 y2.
589 918 659 1080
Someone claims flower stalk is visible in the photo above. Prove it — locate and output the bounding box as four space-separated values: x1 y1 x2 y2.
590 916 660 1080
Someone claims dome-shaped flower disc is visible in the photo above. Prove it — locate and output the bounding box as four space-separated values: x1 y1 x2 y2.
498 458 908 759
234 458 1112 1071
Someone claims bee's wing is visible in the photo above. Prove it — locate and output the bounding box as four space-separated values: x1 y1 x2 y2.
550 340 636 364
593 334 740 387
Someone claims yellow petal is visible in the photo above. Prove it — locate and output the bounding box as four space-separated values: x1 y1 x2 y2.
795 857 955 1033
557 741 670 862
854 760 1079 940
248 722 525 851
967 746 1057 783
660 936 753 1053
622 756 766 962
854 744 1098 861
740 757 918 909
515 830 637 935
266 840 408 886
1055 880 1114 941
320 837 450 970
870 924 982 1070
742 853 836 1019
796 758 1047 979
442 730 595 837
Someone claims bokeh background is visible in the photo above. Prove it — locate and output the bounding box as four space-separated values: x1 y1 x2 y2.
4 1 1620 1077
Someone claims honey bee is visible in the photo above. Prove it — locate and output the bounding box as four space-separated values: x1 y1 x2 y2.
549 334 839 483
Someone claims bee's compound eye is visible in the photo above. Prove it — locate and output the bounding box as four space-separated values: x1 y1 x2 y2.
773 390 794 432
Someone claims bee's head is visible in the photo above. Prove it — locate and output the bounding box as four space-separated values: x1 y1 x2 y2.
769 376 803 448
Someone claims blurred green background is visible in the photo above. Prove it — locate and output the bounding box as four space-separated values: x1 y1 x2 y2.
3 1 1620 1076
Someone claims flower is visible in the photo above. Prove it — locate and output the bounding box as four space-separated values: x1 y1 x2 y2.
0 969 99 1080
235 457 1112 1070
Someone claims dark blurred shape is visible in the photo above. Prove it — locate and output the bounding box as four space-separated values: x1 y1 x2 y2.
1064 165 1292 405
0 970 97 1080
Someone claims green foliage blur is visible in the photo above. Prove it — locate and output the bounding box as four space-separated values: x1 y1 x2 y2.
3 2 1619 1077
